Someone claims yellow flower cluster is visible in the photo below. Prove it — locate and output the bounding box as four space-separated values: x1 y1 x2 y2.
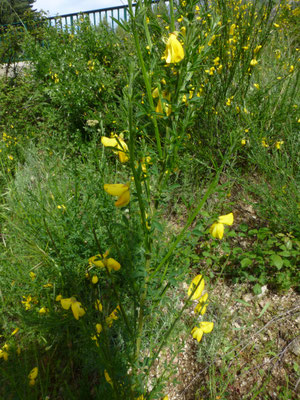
188 275 214 342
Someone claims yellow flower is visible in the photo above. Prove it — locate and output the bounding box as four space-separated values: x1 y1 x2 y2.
218 213 234 225
11 327 19 336
194 292 209 315
21 295 33 310
96 323 103 334
60 297 85 320
191 321 214 342
39 307 48 314
91 275 99 284
29 272 36 280
229 23 236 35
101 135 129 163
261 138 269 148
275 140 284 149
250 59 258 66
209 222 224 239
163 32 184 64
0 349 9 361
104 183 130 207
210 213 234 239
104 370 113 386
106 305 120 327
241 139 246 146
188 275 205 300
28 367 38 386
152 88 172 116
253 83 260 90
95 299 103 311
89 250 121 272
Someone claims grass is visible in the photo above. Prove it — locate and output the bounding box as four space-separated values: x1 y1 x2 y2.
0 0 299 399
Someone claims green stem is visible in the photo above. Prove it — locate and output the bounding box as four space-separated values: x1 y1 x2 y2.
150 152 229 280
169 0 175 32
127 0 162 159
92 229 133 338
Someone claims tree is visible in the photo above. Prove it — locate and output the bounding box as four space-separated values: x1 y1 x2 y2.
0 0 36 25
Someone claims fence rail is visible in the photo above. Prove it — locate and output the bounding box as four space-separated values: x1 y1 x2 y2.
1 1 168 31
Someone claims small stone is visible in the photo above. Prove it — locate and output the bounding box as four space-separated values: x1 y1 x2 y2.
257 285 268 298
290 337 300 356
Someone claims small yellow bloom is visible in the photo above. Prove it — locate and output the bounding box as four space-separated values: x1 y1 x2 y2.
104 370 113 386
191 321 214 342
91 275 99 284
210 213 234 239
218 213 234 225
60 297 85 320
163 32 184 64
261 138 269 148
101 135 129 163
39 307 48 314
96 323 103 334
11 327 19 336
152 88 172 116
229 23 236 35
275 140 284 149
95 299 103 311
209 222 224 239
29 272 36 280
106 305 120 327
253 83 260 90
0 349 9 361
241 139 246 146
89 251 121 272
250 59 258 66
104 183 130 208
188 275 205 300
194 292 209 315
28 367 39 385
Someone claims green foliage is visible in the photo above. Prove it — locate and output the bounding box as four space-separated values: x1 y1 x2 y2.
0 0 35 25
0 0 299 398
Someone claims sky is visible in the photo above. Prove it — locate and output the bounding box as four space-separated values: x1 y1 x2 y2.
33 0 126 17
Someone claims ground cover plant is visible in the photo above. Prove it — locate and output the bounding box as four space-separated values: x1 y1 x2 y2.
0 0 299 399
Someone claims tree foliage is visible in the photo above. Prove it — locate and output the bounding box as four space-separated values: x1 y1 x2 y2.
0 0 36 25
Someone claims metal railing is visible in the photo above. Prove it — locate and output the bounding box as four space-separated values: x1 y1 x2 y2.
48 4 131 31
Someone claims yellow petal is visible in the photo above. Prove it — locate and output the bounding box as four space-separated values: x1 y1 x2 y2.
104 370 113 386
106 258 121 271
95 299 103 311
191 326 204 342
152 87 159 98
28 367 38 380
165 33 184 64
115 189 130 207
218 212 234 225
91 275 99 284
104 183 129 197
71 301 85 320
209 222 224 239
188 275 205 300
89 255 105 268
60 298 72 310
96 323 103 334
101 136 119 148
118 150 129 163
199 321 214 333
